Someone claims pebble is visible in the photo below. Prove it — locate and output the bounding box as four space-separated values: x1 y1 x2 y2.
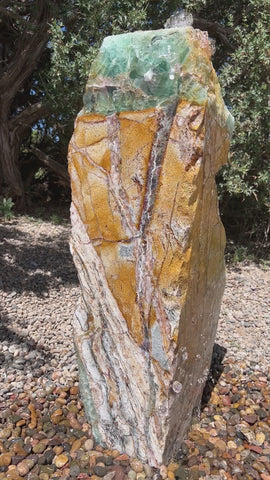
136 473 146 480
50 409 63 425
33 442 47 454
130 459 144 473
0 453 12 466
143 464 152 476
242 414 258 425
84 439 94 451
70 462 81 476
115 453 129 463
255 432 266 445
128 470 137 480
70 386 79 395
39 474 49 480
174 466 187 479
159 465 167 479
167 462 179 472
53 454 69 468
17 458 35 476
0 428 12 439
103 472 115 480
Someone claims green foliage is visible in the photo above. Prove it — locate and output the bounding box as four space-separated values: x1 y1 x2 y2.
49 214 63 225
0 198 15 221
34 168 47 181
225 243 252 264
217 0 270 246
34 206 46 217
24 215 42 224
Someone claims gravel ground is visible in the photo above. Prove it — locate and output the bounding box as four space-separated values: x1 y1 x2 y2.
0 216 269 480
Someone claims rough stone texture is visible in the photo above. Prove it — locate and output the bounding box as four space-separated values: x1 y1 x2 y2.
68 26 233 466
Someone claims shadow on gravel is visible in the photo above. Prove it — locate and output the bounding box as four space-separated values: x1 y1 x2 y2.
201 343 227 408
0 223 29 240
0 224 78 296
0 311 53 360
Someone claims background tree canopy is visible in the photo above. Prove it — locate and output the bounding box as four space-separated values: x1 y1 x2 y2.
0 0 269 253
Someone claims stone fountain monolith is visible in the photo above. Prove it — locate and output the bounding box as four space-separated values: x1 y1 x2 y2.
68 26 233 467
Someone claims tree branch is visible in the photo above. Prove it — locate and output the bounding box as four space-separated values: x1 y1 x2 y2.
0 0 33 7
10 102 49 142
0 0 11 7
31 147 70 187
0 2 53 101
0 6 30 27
0 25 49 101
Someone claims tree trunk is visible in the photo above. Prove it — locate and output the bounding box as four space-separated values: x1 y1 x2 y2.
0 102 49 203
0 2 52 205
0 111 24 200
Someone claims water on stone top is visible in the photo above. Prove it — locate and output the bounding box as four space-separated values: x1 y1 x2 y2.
164 11 193 29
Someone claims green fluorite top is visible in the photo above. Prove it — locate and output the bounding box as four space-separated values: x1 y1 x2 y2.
83 26 233 136
83 27 211 115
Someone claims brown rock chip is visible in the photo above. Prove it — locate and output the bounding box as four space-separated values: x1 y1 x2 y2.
243 414 258 425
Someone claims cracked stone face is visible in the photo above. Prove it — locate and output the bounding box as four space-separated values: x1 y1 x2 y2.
68 26 233 466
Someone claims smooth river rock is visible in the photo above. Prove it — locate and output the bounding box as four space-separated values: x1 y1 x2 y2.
68 26 233 466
